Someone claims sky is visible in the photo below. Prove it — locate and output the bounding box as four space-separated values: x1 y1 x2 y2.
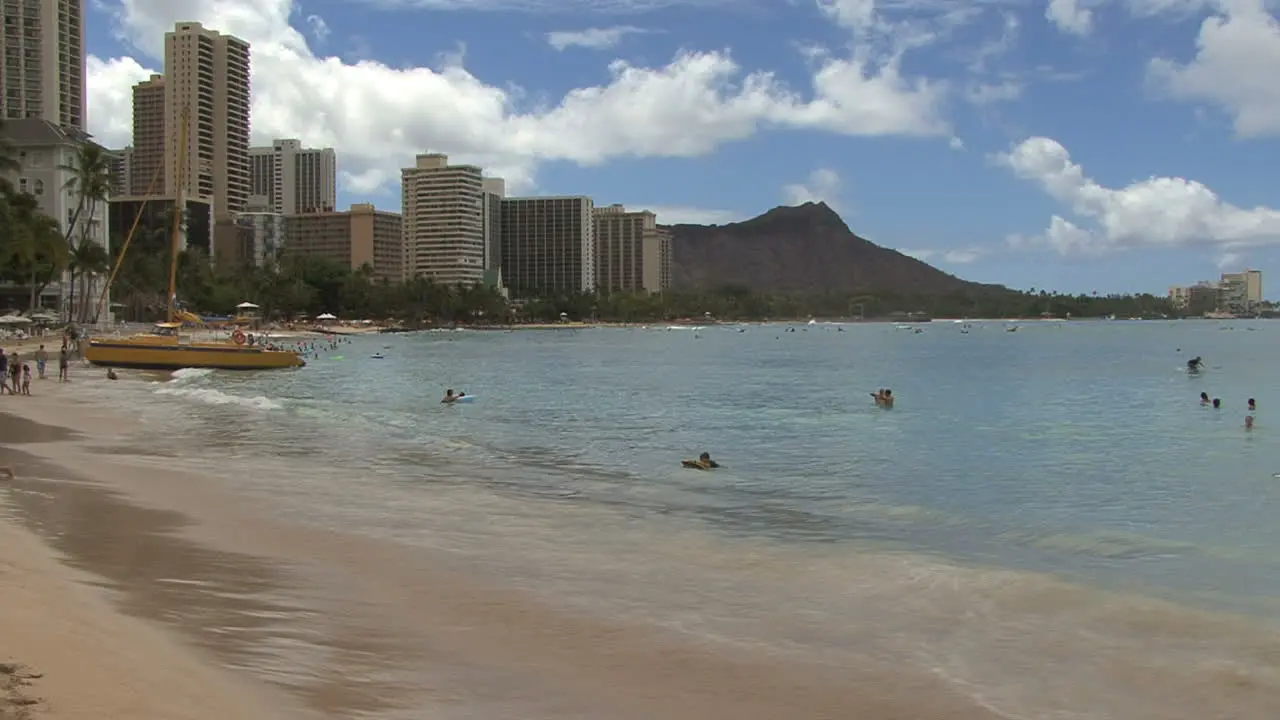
81 0 1280 296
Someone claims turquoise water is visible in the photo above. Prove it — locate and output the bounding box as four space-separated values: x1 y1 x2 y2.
61 319 1280 718
133 321 1280 615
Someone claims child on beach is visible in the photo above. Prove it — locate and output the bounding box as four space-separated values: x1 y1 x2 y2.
34 344 47 379
21 364 31 395
58 347 69 382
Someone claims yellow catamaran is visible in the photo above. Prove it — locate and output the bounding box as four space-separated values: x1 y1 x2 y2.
84 107 304 371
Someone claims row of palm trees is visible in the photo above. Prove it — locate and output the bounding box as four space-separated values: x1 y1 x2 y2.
0 119 113 322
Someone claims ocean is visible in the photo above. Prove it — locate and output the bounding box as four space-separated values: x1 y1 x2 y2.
45 320 1280 718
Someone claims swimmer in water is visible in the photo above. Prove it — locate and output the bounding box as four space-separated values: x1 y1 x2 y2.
106 368 118 380
1249 398 1257 411
441 388 458 404
1246 415 1255 430
695 452 719 469
1187 356 1204 372
872 389 894 408
1200 392 1210 405
1213 398 1221 409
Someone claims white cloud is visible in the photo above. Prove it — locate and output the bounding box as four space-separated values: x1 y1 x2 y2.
994 136 1280 256
1148 0 1280 138
546 26 648 51
304 14 329 43
1217 251 1242 269
949 135 964 150
87 0 950 200
782 168 842 208
639 205 742 224
1046 0 1093 35
898 246 985 263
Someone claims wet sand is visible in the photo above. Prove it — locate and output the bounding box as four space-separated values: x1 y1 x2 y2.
0 451 296 718
0 387 1018 720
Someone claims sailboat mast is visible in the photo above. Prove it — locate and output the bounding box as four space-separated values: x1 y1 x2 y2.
167 105 189 324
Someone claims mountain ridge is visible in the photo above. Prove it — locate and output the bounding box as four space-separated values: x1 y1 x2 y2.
664 202 1004 296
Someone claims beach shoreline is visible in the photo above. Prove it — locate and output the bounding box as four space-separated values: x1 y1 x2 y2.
0 384 1025 720
5 357 1280 718
0 447 298 719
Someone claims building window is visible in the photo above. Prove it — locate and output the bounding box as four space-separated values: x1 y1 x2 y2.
18 177 27 193
33 179 43 195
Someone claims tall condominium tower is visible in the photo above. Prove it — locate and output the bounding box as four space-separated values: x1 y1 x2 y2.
400 153 485 285
0 0 85 129
249 139 337 215
129 73 165 195
163 22 250 216
499 196 595 298
593 204 672 294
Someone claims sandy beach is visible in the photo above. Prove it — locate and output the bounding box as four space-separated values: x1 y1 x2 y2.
0 379 1027 720
0 426 295 718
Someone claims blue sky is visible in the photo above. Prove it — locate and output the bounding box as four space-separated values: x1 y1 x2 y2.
83 0 1280 295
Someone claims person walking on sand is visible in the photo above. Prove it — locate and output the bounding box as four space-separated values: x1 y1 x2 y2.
57 347 69 382
34 344 47 379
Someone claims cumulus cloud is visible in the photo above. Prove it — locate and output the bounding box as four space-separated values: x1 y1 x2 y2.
86 0 951 199
994 136 1280 256
638 205 742 224
1148 0 1280 138
1046 0 1093 35
782 168 842 208
546 26 648 51
898 247 986 264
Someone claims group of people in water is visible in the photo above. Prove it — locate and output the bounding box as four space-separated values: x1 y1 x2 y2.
1199 391 1257 429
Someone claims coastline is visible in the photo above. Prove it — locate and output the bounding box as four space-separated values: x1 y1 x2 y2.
0 447 297 718
0 384 1021 720
5 358 1280 719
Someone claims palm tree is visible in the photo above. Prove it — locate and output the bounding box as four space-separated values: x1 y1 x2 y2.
60 143 113 321
69 238 110 322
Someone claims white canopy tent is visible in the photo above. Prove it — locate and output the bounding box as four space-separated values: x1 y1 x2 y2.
236 302 260 309
316 313 337 321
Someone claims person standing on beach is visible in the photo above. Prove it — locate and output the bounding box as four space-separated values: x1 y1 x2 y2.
8 352 20 392
0 349 8 394
21 364 31 395
57 347 69 382
34 345 47 379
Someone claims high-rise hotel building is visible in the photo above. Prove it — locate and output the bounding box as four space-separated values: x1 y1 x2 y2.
400 153 486 285
129 73 165 194
249 138 337 215
0 0 85 129
499 196 595 297
163 22 251 216
593 204 671 293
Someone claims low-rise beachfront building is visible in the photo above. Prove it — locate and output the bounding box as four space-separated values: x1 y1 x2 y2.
283 203 404 283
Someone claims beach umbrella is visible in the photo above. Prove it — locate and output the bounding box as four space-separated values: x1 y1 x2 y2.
0 315 31 324
236 302 260 309
316 313 337 320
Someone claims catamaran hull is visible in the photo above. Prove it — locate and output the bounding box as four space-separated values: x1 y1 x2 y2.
84 342 305 370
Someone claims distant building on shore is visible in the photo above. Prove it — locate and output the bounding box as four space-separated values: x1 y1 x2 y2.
283 203 403 282
130 73 166 195
106 147 132 197
593 204 672 294
109 195 213 255
400 153 487 286
499 195 595 298
0 0 86 130
212 210 285 270
249 139 337 215
1169 269 1263 315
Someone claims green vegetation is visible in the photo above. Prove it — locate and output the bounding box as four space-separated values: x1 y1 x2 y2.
0 130 111 319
